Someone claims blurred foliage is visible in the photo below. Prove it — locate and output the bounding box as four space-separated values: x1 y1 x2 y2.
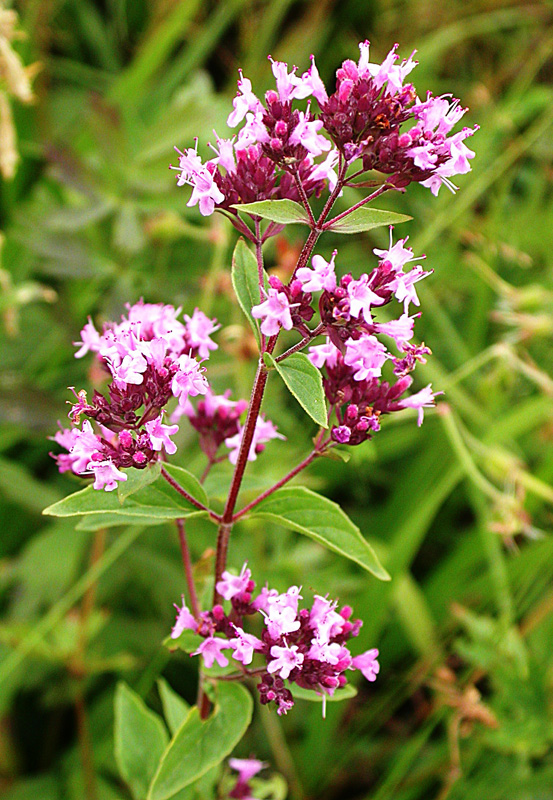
1 0 553 798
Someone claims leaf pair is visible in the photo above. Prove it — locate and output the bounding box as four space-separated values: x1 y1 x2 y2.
115 681 252 800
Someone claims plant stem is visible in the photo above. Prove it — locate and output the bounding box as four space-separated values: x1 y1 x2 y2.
233 449 320 521
275 323 325 363
176 519 200 619
160 465 220 520
321 183 391 229
213 337 278 601
293 167 317 227
291 157 348 280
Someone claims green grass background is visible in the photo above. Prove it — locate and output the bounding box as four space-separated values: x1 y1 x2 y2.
2 1 553 798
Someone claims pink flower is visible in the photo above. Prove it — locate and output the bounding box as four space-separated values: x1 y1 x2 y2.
70 420 105 473
172 146 225 216
229 758 266 783
171 596 197 639
208 134 236 173
171 355 209 405
269 58 302 102
251 288 294 336
74 318 101 358
227 70 263 127
145 418 179 455
351 648 380 682
296 55 328 105
267 643 304 679
307 148 339 191
289 110 331 157
86 459 128 492
344 335 388 381
389 266 431 312
373 231 421 272
297 252 337 293
347 273 385 319
229 627 263 665
373 314 416 349
112 349 148 385
192 637 231 669
397 383 440 426
372 44 417 96
308 339 340 369
183 308 220 359
216 563 252 600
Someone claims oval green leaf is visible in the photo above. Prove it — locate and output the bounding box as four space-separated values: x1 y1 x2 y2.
249 486 390 580
43 480 208 522
231 199 310 225
115 682 169 800
231 238 267 345
147 682 253 800
325 207 412 234
161 463 209 508
157 678 190 737
265 352 328 428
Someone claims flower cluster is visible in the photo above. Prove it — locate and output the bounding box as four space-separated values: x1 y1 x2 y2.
250 229 438 442
51 302 286 490
171 41 477 225
51 301 215 490
180 389 285 465
171 564 379 716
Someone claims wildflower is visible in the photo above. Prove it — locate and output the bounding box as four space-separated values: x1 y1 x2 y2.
144 418 179 455
86 459 127 492
396 383 440 425
297 252 337 293
171 597 197 639
351 648 380 681
268 643 304 679
216 564 253 601
192 637 231 669
251 288 294 336
344 335 388 381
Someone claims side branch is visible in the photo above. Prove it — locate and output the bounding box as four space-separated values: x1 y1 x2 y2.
160 466 219 521
233 449 320 521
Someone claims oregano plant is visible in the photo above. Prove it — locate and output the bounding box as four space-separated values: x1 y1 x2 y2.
45 40 476 800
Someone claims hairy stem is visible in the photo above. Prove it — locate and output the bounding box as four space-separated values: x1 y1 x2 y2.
275 322 325 363
321 183 392 229
176 519 200 619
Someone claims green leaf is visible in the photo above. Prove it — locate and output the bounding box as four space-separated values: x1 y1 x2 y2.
118 461 162 501
75 513 166 531
232 199 310 225
148 683 253 800
231 238 267 345
325 207 412 235
157 678 190 737
115 682 169 800
249 486 390 580
265 352 327 428
320 447 351 463
43 480 208 522
162 463 209 508
292 683 358 703
163 629 207 654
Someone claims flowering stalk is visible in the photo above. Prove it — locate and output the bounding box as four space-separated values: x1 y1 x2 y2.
49 41 478 758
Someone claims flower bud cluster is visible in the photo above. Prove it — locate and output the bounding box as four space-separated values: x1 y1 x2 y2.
51 302 217 490
171 564 380 716
171 41 477 222
250 230 439 442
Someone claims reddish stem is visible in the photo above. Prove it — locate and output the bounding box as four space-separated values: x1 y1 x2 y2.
321 183 392 229
176 519 200 619
160 466 219 520
275 323 325 363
